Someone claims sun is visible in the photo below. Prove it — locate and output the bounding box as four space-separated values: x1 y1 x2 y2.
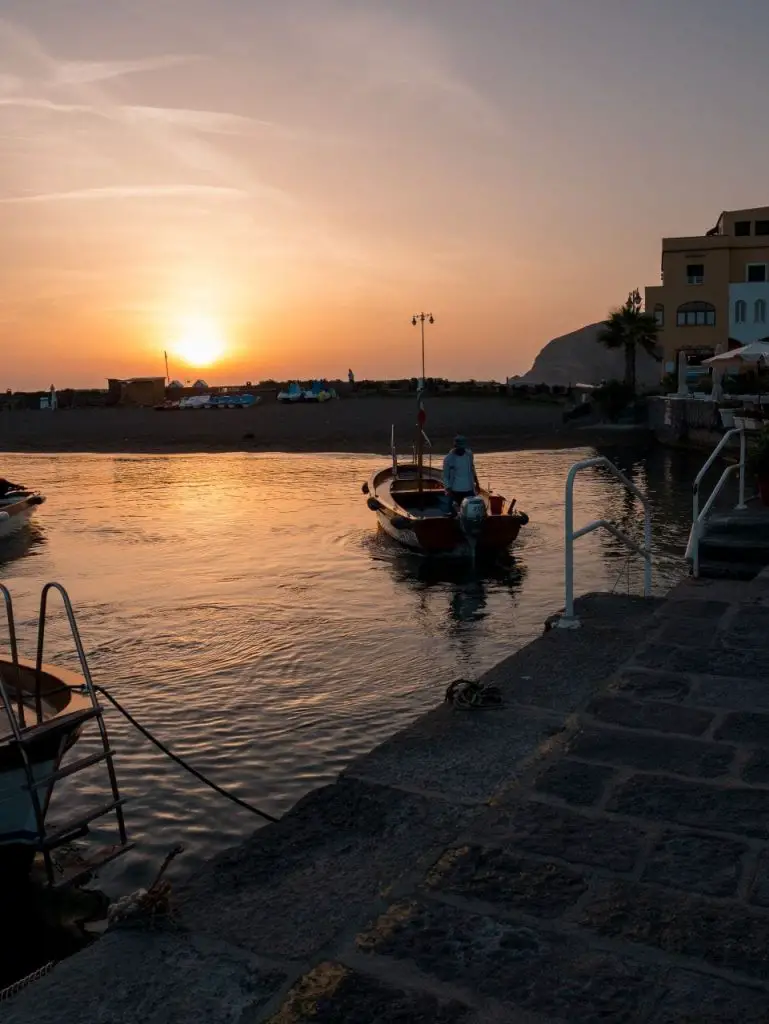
170 315 226 367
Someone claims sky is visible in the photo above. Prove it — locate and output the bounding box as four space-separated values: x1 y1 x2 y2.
1 0 769 388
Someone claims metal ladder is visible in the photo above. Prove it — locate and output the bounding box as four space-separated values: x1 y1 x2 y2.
0 582 128 885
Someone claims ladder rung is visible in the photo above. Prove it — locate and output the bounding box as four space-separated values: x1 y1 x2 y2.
26 748 113 790
13 706 102 743
42 797 128 850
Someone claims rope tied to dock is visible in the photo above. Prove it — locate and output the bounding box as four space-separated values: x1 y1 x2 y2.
92 685 279 823
444 678 504 709
0 961 55 1002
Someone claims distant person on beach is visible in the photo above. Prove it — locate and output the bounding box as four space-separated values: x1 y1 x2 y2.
348 368 355 389
443 435 479 507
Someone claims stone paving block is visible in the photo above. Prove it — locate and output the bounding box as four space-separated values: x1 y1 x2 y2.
747 849 769 908
656 617 720 648
721 606 769 649
177 777 475 959
715 711 769 746
642 831 747 897
424 845 588 919
648 968 769 1023
635 644 769 680
587 695 713 736
357 900 657 1023
695 674 769 711
533 759 615 806
608 773 769 837
609 668 693 702
473 798 645 872
344 704 557 803
479 608 659 713
265 962 471 1024
577 879 769 981
664 599 731 620
5 931 286 1024
567 726 733 779
742 750 769 785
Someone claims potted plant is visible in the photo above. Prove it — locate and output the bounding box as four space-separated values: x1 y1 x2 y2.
747 427 769 506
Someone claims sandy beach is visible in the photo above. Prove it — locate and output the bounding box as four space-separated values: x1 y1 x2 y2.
0 395 648 455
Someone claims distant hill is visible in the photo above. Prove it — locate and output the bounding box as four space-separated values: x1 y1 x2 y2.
513 323 661 388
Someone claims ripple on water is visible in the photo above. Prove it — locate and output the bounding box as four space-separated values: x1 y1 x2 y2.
0 446 697 890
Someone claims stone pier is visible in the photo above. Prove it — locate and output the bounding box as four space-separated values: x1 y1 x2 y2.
8 575 769 1022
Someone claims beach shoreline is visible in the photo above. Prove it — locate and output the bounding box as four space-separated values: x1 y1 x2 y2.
0 397 650 455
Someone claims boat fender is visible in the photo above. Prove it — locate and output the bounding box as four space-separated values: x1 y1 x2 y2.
361 482 369 494
517 511 530 526
0 511 8 521
366 496 383 512
391 515 409 530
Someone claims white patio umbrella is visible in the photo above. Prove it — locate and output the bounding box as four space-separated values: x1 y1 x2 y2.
676 351 688 396
703 340 769 367
704 340 769 404
711 344 725 402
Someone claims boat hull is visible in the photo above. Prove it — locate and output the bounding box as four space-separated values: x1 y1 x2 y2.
367 463 527 555
0 493 44 538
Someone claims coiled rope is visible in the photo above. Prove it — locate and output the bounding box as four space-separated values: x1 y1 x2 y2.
93 685 279 823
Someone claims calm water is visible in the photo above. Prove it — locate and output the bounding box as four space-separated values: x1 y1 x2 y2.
0 444 699 891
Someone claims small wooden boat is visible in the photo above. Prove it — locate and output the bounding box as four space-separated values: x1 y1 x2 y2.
362 413 528 556
0 583 129 883
0 479 45 539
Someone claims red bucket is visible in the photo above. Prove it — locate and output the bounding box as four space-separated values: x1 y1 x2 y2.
489 494 504 515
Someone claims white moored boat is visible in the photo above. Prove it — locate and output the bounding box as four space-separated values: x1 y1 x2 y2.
0 479 45 539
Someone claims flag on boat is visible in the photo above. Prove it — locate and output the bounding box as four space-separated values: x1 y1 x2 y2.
417 396 426 427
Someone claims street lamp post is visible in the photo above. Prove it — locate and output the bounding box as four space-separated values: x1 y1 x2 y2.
411 312 434 383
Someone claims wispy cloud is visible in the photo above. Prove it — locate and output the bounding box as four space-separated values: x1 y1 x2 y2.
0 184 248 204
0 95 281 137
295 4 508 137
54 55 201 85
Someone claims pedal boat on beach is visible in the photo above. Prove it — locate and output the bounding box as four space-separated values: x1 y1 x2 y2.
0 479 45 539
362 407 529 556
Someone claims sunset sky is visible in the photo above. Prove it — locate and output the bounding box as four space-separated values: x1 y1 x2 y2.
2 0 768 388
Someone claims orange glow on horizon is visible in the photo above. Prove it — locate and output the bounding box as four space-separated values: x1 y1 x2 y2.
169 315 227 368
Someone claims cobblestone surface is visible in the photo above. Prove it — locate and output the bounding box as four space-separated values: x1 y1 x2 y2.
587 694 714 735
567 725 734 777
11 585 769 1023
532 758 616 806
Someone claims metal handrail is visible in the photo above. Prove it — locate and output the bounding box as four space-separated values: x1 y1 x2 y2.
36 583 128 857
685 427 747 577
0 583 25 728
556 457 652 628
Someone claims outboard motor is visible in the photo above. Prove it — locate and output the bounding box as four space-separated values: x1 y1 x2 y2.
459 496 487 561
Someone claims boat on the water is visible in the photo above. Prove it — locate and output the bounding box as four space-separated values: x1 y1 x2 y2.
0 480 45 539
362 411 528 556
0 583 129 883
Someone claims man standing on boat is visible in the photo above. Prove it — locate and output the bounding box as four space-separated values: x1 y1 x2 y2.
443 435 479 508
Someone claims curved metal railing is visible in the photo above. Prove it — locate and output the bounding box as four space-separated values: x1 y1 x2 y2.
556 457 652 628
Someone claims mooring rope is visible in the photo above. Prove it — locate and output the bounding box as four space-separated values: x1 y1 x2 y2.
93 685 279 823
0 961 55 1002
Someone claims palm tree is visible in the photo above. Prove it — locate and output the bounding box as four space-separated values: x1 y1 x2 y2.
598 289 661 393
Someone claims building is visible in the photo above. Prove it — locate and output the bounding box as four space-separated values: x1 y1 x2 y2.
645 206 769 371
107 377 166 406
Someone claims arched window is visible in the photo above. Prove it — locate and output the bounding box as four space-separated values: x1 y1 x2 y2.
755 299 766 324
735 299 747 324
653 303 664 327
676 301 716 327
